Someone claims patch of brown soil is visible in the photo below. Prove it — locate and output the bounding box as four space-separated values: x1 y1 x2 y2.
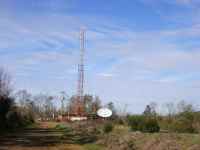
187 145 200 150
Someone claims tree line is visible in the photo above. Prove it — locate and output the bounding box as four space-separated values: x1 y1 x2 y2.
1 66 200 134
127 101 200 133
0 67 116 131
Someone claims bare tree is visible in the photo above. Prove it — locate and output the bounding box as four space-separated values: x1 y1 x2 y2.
149 102 158 115
143 105 152 116
92 96 101 113
177 100 194 113
0 68 11 97
60 91 69 115
84 94 93 113
44 95 54 120
15 90 32 108
116 102 128 117
0 67 13 128
165 102 175 119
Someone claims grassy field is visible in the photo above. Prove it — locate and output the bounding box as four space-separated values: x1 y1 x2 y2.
0 122 200 150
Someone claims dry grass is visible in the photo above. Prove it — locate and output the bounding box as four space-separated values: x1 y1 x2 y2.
96 125 200 150
1 122 200 150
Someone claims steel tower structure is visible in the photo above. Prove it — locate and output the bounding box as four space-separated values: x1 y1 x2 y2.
78 29 85 102
73 29 86 115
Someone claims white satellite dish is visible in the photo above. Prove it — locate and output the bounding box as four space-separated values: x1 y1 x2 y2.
97 108 112 118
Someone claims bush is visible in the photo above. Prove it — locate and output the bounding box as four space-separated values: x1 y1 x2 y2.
128 115 145 131
116 118 125 125
55 124 72 133
0 97 13 117
143 118 160 133
0 96 14 129
6 107 34 129
98 133 137 150
168 113 197 133
159 111 200 133
103 122 113 133
127 115 160 133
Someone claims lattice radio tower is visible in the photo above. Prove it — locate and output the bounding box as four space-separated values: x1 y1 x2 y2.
75 28 86 115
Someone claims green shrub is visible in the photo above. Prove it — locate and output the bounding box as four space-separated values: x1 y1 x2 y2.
103 122 113 133
127 115 160 133
55 124 72 132
6 107 34 129
161 111 199 133
128 115 145 131
55 124 67 130
169 114 197 133
143 118 160 133
6 109 22 128
0 96 14 129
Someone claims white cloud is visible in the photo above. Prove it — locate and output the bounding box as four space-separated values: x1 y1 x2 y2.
0 7 200 113
97 73 115 78
175 0 200 5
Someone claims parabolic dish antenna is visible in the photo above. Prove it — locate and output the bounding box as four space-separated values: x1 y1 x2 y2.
97 108 112 118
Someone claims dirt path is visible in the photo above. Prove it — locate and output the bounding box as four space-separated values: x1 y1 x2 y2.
0 128 84 150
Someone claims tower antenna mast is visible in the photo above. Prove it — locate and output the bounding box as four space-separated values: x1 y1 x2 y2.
75 28 85 115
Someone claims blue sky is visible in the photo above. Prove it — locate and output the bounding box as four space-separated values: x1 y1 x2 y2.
0 0 200 113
